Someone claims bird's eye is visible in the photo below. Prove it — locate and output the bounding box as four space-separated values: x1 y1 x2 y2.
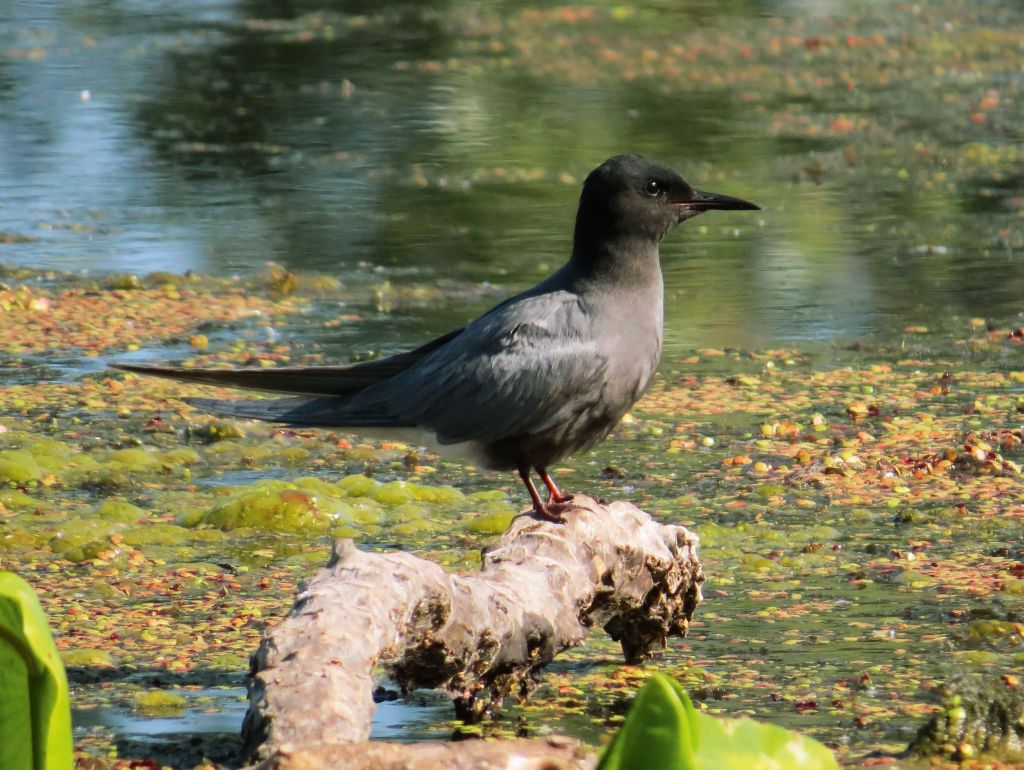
643 180 662 196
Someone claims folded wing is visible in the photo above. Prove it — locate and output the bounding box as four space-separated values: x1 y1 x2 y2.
114 292 608 446
373 291 608 444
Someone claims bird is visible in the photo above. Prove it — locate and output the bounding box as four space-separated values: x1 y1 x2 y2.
113 155 759 520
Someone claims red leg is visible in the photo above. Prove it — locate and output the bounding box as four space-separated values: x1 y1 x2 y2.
517 465 546 514
537 467 573 504
518 466 570 522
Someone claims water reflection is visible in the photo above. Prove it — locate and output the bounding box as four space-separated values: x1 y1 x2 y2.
1 0 1022 346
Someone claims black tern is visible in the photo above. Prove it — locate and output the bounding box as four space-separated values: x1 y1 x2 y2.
114 155 759 519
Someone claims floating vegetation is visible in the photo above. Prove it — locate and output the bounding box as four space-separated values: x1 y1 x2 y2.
3 0 1024 767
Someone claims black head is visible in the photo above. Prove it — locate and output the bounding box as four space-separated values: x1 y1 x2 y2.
576 154 760 245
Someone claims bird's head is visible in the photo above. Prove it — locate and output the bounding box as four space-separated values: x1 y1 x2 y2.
577 155 760 244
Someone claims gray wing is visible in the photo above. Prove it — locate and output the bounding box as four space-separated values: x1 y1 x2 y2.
167 291 609 441
374 291 609 444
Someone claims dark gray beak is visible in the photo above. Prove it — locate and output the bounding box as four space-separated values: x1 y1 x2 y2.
684 189 761 211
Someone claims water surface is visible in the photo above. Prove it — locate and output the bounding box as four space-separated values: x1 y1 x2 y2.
3 0 1022 354
2 1 1023 766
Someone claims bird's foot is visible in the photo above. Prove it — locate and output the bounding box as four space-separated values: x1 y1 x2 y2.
533 496 576 523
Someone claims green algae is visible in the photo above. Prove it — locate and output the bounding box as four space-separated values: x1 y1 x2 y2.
202 483 335 534
336 473 379 496
0 3 1023 765
392 518 438 536
3 290 1022 770
1001 579 1024 596
60 648 116 668
94 499 147 522
0 490 41 510
131 689 189 716
106 274 145 291
462 508 516 535
103 447 163 472
123 523 221 547
196 476 471 535
0 449 46 483
48 518 127 553
387 502 429 522
410 485 466 504
374 480 416 505
161 447 201 466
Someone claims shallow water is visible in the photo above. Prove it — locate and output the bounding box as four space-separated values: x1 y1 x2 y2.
71 684 451 745
3 0 1024 767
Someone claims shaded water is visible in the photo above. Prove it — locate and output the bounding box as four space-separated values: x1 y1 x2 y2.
3 0 1022 352
3 0 1024 766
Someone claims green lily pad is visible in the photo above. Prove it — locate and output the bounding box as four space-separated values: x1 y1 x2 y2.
0 571 73 770
598 673 838 770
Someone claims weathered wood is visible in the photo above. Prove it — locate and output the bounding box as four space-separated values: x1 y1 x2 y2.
241 495 703 765
249 737 591 770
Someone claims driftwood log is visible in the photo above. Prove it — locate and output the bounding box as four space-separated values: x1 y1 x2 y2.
249 737 590 770
242 494 704 768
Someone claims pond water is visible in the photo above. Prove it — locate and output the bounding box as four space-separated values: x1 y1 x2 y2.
71 682 451 748
4 0 1022 354
2 0 1024 767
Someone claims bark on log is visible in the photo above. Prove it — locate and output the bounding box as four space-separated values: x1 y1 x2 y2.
242 494 703 766
249 737 590 770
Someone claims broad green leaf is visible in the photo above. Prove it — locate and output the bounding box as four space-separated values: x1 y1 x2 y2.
598 673 839 770
0 641 33 770
693 710 839 770
597 673 697 770
0 572 74 770
661 673 701 750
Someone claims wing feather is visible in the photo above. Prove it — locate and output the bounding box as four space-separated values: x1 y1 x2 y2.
377 292 607 444
115 288 608 449
111 327 463 396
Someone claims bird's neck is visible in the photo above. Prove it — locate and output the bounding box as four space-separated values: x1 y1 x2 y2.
567 234 664 293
